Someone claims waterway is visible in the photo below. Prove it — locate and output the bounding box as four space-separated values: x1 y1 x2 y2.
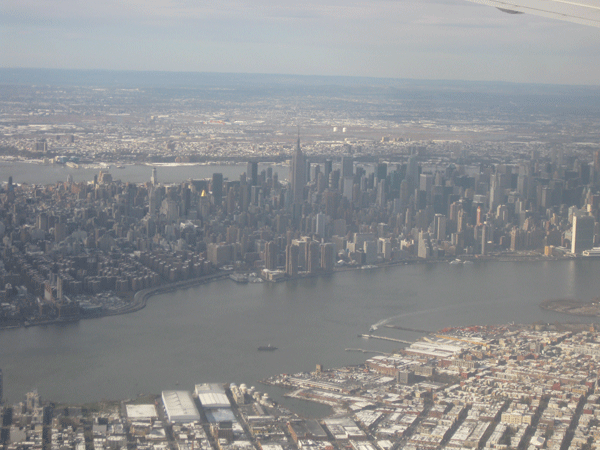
0 161 283 185
0 160 375 186
1 258 599 410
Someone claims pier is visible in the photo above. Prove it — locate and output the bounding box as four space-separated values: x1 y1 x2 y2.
358 334 413 345
345 348 391 355
384 324 432 333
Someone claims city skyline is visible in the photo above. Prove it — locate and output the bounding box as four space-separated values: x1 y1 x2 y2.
2 0 600 85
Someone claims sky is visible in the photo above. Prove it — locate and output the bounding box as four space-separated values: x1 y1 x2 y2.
2 0 599 85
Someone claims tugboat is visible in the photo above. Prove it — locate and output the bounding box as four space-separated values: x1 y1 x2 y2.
258 344 277 351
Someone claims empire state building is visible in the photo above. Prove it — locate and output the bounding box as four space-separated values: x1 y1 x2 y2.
290 136 306 204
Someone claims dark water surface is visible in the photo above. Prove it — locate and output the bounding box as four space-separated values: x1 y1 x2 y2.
1 259 598 407
0 161 279 185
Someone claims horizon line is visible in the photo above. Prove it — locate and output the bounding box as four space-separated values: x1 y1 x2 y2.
1 67 599 89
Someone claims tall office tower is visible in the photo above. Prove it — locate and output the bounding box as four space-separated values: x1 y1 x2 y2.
321 243 335 271
342 177 354 200
329 170 340 190
376 163 387 181
571 214 595 254
517 174 529 198
308 240 321 273
212 173 223 206
324 160 333 180
434 214 447 241
182 186 191 216
407 154 419 191
265 241 278 270
419 173 433 193
449 201 461 222
457 208 467 233
594 150 600 184
290 137 306 204
0 368 3 403
489 173 502 211
341 156 354 180
311 165 320 184
251 186 261 206
151 167 158 186
364 240 377 264
286 244 299 276
376 179 386 207
418 232 431 259
247 161 258 186
240 182 250 212
340 156 353 195
57 277 64 302
481 224 488 255
306 161 311 183
226 187 236 215
399 179 409 207
292 239 307 270
315 213 327 238
317 172 327 193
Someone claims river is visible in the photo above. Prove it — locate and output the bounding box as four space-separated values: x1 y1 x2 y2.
0 161 283 185
0 258 598 408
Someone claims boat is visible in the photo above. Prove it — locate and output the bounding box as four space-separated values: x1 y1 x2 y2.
258 345 277 351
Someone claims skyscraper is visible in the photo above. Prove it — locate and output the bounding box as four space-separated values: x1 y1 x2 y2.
307 240 320 273
290 136 306 204
212 173 223 206
571 214 595 254
341 156 354 180
265 241 278 270
376 163 387 181
324 160 333 180
434 214 447 241
247 161 258 186
286 244 299 276
321 243 335 271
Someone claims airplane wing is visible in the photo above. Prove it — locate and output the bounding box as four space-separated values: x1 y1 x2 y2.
465 0 600 27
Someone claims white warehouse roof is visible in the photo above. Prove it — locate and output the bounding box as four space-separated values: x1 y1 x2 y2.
162 391 200 423
126 404 158 420
195 383 230 409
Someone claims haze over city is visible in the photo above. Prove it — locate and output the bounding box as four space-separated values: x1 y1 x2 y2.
2 0 600 84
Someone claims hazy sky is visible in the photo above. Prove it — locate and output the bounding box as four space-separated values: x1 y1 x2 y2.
2 0 599 85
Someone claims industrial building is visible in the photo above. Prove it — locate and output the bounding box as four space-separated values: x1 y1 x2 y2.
194 383 231 409
161 390 200 423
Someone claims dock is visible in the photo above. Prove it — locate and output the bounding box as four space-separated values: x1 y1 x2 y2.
345 348 391 355
384 324 432 333
358 334 413 345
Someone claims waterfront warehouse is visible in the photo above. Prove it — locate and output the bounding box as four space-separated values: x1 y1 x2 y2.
161 390 201 423
195 383 231 409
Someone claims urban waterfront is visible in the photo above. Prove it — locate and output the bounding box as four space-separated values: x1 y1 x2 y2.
1 258 598 406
